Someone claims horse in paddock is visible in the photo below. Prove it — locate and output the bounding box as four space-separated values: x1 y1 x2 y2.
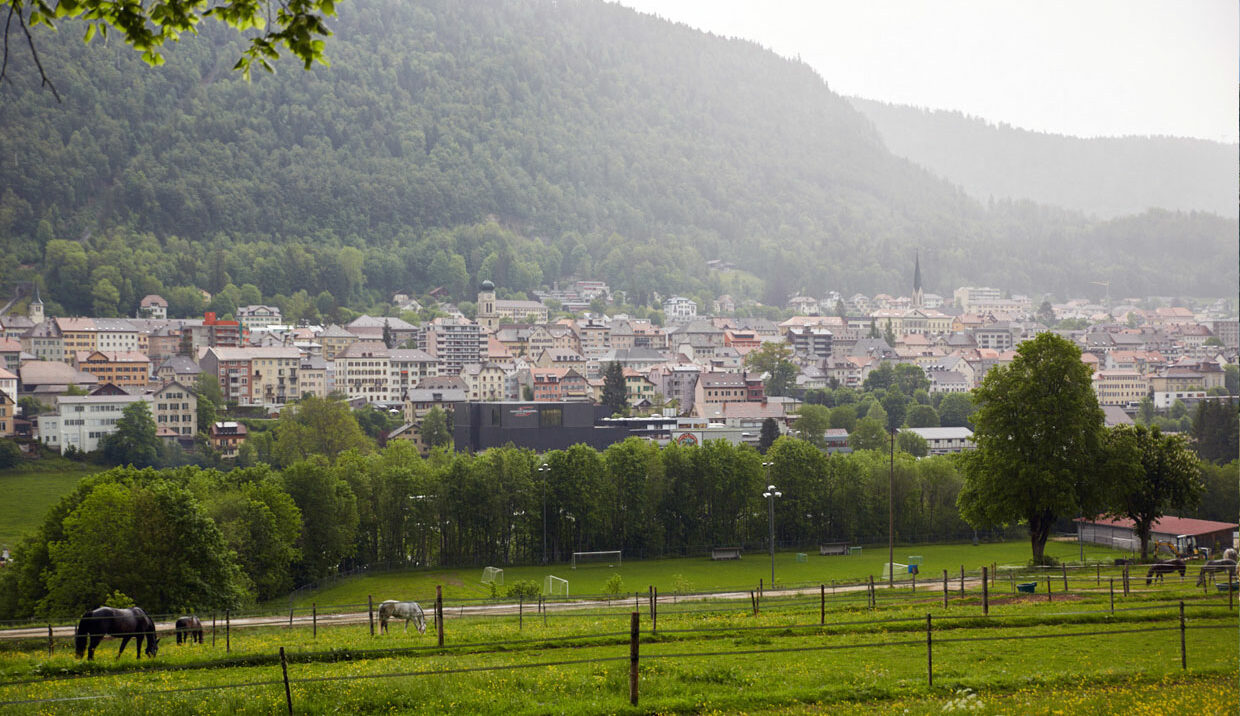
1145 559 1185 585
378 600 427 634
1196 559 1237 587
175 615 204 645
74 606 159 660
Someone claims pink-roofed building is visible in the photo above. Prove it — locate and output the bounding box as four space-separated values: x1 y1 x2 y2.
1076 515 1237 556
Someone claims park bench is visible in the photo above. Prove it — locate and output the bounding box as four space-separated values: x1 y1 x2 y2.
711 547 743 560
819 542 850 556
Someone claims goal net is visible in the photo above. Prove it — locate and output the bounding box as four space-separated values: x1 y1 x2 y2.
881 562 910 580
571 550 621 570
544 575 568 597
481 566 504 585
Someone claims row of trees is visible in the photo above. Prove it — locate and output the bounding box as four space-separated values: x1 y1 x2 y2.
0 434 978 619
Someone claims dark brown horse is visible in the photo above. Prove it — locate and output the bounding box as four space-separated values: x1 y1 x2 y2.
74 606 159 660
175 615 204 645
1145 559 1186 585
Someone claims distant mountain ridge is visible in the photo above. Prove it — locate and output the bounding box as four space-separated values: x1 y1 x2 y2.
849 97 1238 220
0 0 1234 315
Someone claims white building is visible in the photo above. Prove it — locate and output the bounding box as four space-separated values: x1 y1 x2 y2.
903 427 975 455
237 305 283 331
662 296 698 322
39 393 149 454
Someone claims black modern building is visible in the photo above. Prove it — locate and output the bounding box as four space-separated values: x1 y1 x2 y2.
454 401 631 453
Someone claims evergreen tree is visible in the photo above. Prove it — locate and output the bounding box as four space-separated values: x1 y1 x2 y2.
758 417 781 453
602 362 628 415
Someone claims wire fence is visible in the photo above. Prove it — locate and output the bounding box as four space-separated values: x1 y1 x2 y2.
0 597 1232 710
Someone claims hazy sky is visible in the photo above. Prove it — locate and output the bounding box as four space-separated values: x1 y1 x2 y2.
615 0 1239 143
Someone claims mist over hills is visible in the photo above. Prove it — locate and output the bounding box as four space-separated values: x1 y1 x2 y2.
0 0 1234 314
849 97 1239 221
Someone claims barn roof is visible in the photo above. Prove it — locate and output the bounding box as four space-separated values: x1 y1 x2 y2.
1077 515 1237 536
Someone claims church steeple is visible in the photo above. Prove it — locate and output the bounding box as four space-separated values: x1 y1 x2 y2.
912 251 923 309
28 285 43 324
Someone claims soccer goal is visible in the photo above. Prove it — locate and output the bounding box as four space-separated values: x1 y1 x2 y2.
571 550 621 569
544 575 569 597
481 566 504 586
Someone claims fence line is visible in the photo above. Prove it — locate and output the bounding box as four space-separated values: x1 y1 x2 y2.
3 605 1230 709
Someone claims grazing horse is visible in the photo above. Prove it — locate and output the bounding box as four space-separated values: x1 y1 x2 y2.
1224 548 1238 562
1196 559 1237 587
378 600 427 634
175 615 204 645
74 607 159 660
1145 559 1185 585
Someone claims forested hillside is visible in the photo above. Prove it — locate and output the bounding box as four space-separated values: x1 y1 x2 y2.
850 97 1239 221
0 0 1234 317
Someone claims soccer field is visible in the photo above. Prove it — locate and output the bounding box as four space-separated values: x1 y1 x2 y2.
289 539 1127 608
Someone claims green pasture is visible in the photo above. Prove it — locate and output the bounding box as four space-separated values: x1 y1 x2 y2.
0 459 98 548
0 578 1234 714
288 539 1128 608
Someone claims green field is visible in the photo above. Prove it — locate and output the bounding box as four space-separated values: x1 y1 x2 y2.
0 571 1234 714
0 459 98 548
289 540 1128 608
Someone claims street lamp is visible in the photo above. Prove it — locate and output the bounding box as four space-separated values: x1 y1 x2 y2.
761 463 780 588
538 463 550 565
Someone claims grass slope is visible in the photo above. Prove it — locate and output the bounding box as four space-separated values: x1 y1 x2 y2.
0 459 98 548
0 576 1233 714
289 540 1126 608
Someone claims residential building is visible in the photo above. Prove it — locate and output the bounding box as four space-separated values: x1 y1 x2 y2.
74 351 151 388
953 287 1002 313
138 294 168 319
317 324 358 361
662 296 698 322
346 315 419 345
1092 370 1149 407
389 348 438 401
155 356 203 385
21 319 64 362
787 326 833 360
419 317 485 376
38 392 150 454
0 367 16 403
209 421 248 460
237 305 283 331
531 368 592 402
462 363 508 401
335 341 392 403
0 339 20 374
150 381 197 439
181 313 241 354
17 360 99 399
0 391 13 438
298 356 328 399
249 347 302 405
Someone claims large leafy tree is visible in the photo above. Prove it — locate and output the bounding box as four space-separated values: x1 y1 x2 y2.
1190 399 1238 465
937 392 976 427
1102 425 1203 561
281 458 359 582
6 0 337 94
793 404 831 449
744 342 797 397
420 406 452 449
101 400 159 467
273 396 372 465
957 333 1106 564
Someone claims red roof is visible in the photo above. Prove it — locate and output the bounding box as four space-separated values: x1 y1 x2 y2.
1077 515 1237 536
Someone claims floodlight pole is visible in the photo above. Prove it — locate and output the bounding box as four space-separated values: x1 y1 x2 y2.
539 463 550 565
889 430 894 588
762 461 780 589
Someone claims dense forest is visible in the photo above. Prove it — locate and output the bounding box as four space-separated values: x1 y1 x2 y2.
0 0 1235 315
849 98 1239 220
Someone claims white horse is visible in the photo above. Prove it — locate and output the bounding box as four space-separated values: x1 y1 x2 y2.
378 600 427 634
1195 559 1237 587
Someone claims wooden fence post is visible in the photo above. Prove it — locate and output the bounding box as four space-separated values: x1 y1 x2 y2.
991 563 997 588
279 646 293 716
820 584 825 625
629 611 640 706
652 587 658 633
1179 600 1186 670
982 566 989 616
1230 568 1235 611
925 613 933 687
1109 578 1115 614
1062 563 1068 592
912 571 917 593
288 604 294 628
312 604 317 639
368 595 375 636
225 610 230 653
868 576 876 609
519 597 523 631
1096 564 1100 586
212 612 216 647
1123 565 1130 596
436 585 444 648
942 569 948 608
959 566 965 597
47 624 53 657
1046 577 1052 603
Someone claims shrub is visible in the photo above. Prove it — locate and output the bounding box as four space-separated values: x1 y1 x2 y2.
506 580 540 600
604 573 624 598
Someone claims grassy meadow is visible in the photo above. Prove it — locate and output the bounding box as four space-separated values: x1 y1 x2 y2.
0 458 99 548
288 539 1129 608
1 562 1234 714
